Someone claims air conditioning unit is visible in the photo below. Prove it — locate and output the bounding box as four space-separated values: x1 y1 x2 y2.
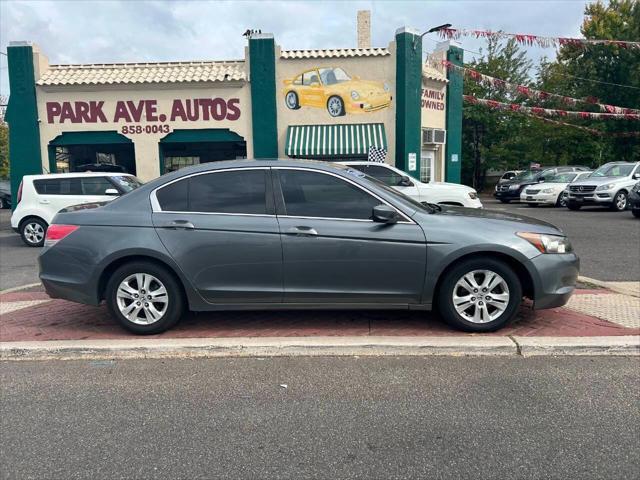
422 128 446 145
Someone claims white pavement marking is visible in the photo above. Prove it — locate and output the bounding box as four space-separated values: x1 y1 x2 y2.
1 335 638 360
0 300 50 315
0 282 43 295
565 293 640 329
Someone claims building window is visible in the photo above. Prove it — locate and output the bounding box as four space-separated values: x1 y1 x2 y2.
164 156 200 173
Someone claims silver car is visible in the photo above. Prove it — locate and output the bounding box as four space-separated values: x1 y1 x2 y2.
39 160 579 334
566 161 640 211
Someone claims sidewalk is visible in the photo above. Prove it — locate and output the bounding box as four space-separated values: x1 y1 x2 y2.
1 283 638 358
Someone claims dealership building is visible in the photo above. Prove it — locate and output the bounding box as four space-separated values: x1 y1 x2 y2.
6 12 463 202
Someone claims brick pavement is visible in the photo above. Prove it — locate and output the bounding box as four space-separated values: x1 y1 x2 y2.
1 287 638 342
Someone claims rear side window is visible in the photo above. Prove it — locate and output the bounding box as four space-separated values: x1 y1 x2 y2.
155 170 268 214
278 170 379 220
81 177 114 195
33 178 82 195
189 170 267 214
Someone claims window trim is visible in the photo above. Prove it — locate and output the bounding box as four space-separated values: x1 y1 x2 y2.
150 167 275 217
273 167 414 224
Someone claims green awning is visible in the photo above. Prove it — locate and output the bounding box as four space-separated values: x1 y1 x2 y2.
49 131 132 146
285 123 387 157
160 128 244 143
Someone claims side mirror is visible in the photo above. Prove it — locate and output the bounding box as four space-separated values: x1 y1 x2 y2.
372 204 399 224
538 177 545 183
399 175 413 187
104 188 119 196
633 173 640 179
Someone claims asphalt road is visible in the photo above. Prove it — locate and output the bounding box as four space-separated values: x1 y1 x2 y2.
0 197 638 291
1 356 639 479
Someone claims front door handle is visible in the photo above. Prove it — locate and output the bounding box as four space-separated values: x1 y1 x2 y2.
286 226 318 236
162 220 195 230
39 199 50 204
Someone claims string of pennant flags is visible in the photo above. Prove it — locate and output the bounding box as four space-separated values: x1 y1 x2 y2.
463 95 640 121
438 28 640 50
441 60 640 115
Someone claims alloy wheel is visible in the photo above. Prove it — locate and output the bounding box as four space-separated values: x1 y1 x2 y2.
116 273 169 325
327 96 343 117
452 270 510 323
285 91 298 109
615 193 627 210
24 222 45 245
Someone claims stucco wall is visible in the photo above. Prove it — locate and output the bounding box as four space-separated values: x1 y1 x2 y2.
275 43 397 166
35 82 252 181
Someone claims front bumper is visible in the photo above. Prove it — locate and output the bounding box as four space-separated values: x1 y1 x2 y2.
566 191 614 205
530 253 580 310
494 188 522 201
520 191 557 205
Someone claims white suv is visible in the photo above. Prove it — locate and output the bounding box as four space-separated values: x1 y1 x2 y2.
11 173 142 247
339 161 482 208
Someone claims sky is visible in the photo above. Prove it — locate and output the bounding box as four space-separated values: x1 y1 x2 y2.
0 0 589 97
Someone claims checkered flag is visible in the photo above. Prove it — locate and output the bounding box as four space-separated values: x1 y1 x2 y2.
368 146 387 163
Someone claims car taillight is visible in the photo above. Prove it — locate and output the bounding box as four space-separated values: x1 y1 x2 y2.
44 224 79 247
17 181 23 204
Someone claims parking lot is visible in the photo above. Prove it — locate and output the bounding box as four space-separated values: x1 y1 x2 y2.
0 197 638 292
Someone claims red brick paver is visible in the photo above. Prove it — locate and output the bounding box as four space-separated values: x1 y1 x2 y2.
1 288 638 342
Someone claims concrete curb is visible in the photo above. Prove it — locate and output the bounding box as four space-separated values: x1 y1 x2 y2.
1 335 638 361
578 276 640 298
0 282 42 295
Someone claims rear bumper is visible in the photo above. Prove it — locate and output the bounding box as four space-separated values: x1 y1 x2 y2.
530 253 580 310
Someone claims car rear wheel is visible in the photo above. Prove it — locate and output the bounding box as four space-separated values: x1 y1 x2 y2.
437 258 522 332
610 191 628 211
327 96 345 117
20 218 47 247
285 91 300 110
106 261 184 334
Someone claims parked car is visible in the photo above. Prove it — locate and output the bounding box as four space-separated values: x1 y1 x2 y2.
494 166 590 203
11 172 143 247
75 163 127 173
339 161 482 208
39 160 578 335
520 171 592 207
0 180 11 209
566 161 640 211
628 181 640 218
497 170 524 184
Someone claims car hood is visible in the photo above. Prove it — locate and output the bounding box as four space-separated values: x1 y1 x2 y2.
570 176 624 186
427 181 474 191
339 79 385 93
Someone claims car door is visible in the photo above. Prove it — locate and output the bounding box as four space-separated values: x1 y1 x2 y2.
32 177 83 222
151 167 283 304
274 168 427 304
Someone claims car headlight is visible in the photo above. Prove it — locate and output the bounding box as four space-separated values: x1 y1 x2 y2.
351 91 360 100
383 82 390 92
596 183 616 191
541 188 555 194
517 232 572 254
508 184 520 190
468 191 478 199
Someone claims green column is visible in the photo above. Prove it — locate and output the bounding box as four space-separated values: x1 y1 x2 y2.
394 28 422 180
5 43 43 208
248 34 278 159
444 43 463 183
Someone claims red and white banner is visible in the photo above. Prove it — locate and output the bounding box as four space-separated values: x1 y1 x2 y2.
438 28 640 50
463 95 640 121
442 61 640 115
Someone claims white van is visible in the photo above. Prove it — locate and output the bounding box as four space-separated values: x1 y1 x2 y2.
11 173 142 246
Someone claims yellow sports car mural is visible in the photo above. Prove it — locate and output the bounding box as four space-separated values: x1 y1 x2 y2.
282 67 392 117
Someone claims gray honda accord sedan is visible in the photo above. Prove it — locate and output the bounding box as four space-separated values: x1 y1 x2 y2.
39 160 579 334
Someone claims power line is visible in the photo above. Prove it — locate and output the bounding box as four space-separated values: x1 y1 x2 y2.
554 73 640 90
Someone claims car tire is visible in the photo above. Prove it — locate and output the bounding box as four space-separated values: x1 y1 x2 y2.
610 191 628 211
105 261 184 335
0 197 6 209
499 199 510 204
632 209 640 218
19 218 48 247
327 95 345 117
567 202 581 211
437 258 522 333
555 193 567 208
285 91 300 110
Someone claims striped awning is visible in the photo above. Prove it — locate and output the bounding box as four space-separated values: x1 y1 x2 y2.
285 123 387 157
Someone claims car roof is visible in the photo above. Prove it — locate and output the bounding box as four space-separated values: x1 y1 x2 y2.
24 172 134 180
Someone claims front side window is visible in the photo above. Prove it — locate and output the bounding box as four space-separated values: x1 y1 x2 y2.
279 170 380 220
302 71 320 86
81 177 115 195
348 164 404 187
33 178 82 195
319 67 351 85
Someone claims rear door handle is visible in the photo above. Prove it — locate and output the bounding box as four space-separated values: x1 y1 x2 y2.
161 220 195 230
39 199 50 204
286 226 318 236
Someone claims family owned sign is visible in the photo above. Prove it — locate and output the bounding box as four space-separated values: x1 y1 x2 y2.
45 98 241 124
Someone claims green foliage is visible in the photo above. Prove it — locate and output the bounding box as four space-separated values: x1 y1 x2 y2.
0 124 8 179
462 0 639 190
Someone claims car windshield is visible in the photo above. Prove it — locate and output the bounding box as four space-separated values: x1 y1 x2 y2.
547 173 577 183
110 175 143 193
591 164 634 178
512 170 540 182
319 67 351 85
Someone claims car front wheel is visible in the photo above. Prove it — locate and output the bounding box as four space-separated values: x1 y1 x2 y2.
327 96 345 117
556 193 567 208
437 258 522 332
106 261 184 334
610 191 628 211
20 218 48 247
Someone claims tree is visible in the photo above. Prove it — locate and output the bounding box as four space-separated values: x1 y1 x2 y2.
0 124 8 179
